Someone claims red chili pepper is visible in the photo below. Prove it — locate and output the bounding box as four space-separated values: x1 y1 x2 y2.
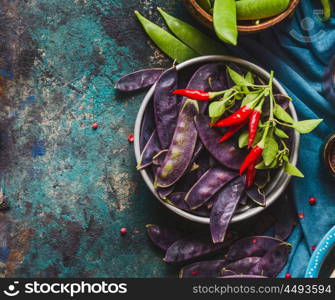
213 105 254 128
248 110 261 149
173 89 210 101
240 145 263 176
219 120 247 143
246 162 257 188
173 89 225 101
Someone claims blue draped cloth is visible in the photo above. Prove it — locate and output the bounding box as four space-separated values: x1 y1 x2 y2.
231 0 335 277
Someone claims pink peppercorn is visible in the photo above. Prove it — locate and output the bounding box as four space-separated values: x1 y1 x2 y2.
120 228 127 235
309 197 317 205
92 122 99 130
285 273 292 279
128 134 134 143
298 213 305 219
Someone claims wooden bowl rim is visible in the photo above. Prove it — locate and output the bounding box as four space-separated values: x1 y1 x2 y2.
188 0 301 32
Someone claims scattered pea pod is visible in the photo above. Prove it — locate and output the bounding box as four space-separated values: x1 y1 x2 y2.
135 11 198 63
213 0 238 45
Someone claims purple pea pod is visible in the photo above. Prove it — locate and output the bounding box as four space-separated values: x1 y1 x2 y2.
151 151 175 198
226 236 285 262
137 130 161 170
146 224 184 251
166 192 188 210
239 193 248 206
190 141 204 165
224 257 261 275
246 187 266 207
210 176 246 244
164 232 238 264
274 196 297 241
154 67 179 149
220 275 268 278
249 243 291 278
181 63 228 113
157 186 175 199
179 260 227 278
254 171 271 190
140 103 155 151
115 68 164 92
220 270 237 277
155 100 199 188
152 150 168 166
185 167 237 210
195 114 246 170
209 65 229 92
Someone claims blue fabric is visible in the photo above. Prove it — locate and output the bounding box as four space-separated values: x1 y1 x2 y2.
231 0 335 278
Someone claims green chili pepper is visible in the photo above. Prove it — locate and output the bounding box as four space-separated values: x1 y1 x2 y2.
158 8 229 56
320 0 332 22
134 11 198 63
236 0 290 21
213 0 238 46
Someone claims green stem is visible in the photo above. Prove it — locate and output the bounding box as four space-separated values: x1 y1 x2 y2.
268 71 275 120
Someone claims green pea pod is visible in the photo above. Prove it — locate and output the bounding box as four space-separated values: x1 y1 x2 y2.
213 0 238 46
321 0 331 22
135 11 198 63
158 8 229 56
236 0 290 21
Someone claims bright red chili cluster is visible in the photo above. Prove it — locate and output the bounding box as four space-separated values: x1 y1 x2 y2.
173 88 264 188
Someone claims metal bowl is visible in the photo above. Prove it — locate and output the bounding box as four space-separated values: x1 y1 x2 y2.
134 55 300 224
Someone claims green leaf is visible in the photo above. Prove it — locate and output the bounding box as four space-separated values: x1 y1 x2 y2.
262 136 279 166
241 93 259 106
209 101 226 119
238 131 249 148
274 128 289 139
245 72 254 84
274 104 294 124
227 67 252 87
284 162 304 177
292 119 323 134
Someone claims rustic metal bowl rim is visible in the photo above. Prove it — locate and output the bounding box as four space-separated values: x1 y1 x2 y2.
185 0 301 33
134 55 300 224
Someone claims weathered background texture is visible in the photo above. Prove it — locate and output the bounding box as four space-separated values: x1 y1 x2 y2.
0 0 280 278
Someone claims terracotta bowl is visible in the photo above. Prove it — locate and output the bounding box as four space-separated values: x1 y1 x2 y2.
184 0 301 33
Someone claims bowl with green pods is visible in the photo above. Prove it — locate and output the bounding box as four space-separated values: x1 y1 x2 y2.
184 0 301 37
134 55 301 226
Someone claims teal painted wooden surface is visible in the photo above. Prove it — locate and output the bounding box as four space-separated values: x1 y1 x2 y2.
0 0 195 278
0 0 282 278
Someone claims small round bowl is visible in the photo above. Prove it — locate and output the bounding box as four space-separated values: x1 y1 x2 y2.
134 55 300 224
305 225 335 278
183 0 301 34
323 134 335 178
